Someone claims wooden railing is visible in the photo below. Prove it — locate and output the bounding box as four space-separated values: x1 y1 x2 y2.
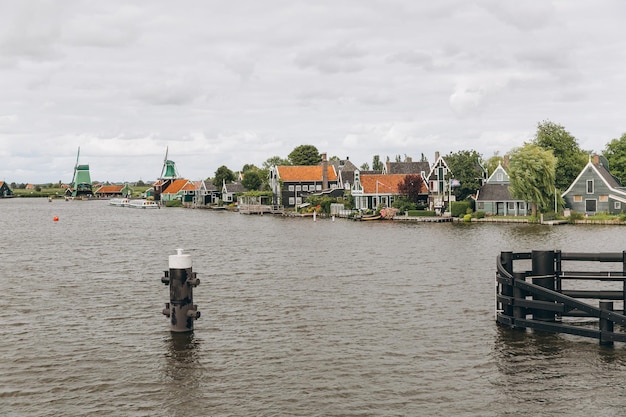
496 250 626 345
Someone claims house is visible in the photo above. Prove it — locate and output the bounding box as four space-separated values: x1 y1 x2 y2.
351 171 428 211
94 183 133 198
221 181 248 204
0 181 13 197
270 153 339 208
426 152 454 212
474 161 528 216
160 178 191 202
331 157 359 190
200 180 221 205
384 158 430 177
562 155 626 215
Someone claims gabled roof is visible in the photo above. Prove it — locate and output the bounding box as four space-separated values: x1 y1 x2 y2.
202 180 219 192
486 162 510 184
275 165 337 182
562 156 626 197
427 155 452 180
223 182 247 193
162 179 190 194
475 184 514 201
385 161 430 175
181 181 201 192
95 184 124 194
359 173 428 194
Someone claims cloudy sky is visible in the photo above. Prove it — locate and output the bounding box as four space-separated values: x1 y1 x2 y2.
1 1 625 183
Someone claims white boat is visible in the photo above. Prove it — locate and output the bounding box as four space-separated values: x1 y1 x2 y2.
128 199 159 209
109 198 130 207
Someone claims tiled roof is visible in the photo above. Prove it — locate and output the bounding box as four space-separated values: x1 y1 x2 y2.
476 184 514 201
181 181 201 191
95 185 124 193
386 161 430 175
224 182 247 193
162 179 189 194
277 165 337 182
360 174 428 194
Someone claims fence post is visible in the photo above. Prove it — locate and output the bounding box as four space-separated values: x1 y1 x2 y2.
600 301 614 346
531 250 556 321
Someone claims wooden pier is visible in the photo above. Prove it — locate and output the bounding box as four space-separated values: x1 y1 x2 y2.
496 250 626 345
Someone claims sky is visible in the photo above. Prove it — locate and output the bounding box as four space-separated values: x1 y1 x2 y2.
1 0 626 184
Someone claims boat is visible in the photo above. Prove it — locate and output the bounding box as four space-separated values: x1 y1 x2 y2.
109 198 130 207
127 199 159 209
354 214 382 221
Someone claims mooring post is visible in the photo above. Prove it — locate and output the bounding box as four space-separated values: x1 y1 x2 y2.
161 249 201 332
599 301 614 346
499 251 514 319
622 251 626 314
531 250 556 321
512 271 527 329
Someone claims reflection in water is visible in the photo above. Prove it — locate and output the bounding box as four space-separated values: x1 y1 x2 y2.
162 332 205 414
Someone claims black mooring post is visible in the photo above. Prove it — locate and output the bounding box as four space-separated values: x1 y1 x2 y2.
600 301 614 346
622 251 626 314
500 251 514 319
512 271 527 329
531 250 556 321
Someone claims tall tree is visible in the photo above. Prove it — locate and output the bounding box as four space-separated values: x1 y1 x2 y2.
212 165 236 188
507 143 557 216
372 155 384 171
533 120 587 191
262 155 290 170
603 133 626 183
397 174 425 204
241 170 263 191
288 145 320 166
360 162 370 170
445 149 485 201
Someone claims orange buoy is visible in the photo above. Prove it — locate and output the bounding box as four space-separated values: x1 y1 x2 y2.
53 216 59 222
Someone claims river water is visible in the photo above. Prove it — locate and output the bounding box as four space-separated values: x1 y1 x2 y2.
2 198 626 416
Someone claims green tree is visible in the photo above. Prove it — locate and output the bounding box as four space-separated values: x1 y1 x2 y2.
360 162 370 170
507 143 557 216
212 165 236 188
445 149 485 201
484 152 504 177
241 170 263 191
372 155 384 171
262 156 290 170
533 120 587 190
603 133 626 183
288 145 320 166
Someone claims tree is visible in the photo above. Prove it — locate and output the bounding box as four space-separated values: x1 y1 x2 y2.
360 162 370 170
262 156 290 170
484 152 503 177
603 133 626 183
533 120 587 191
507 143 557 216
372 155 384 171
241 170 263 191
212 165 236 188
288 145 320 166
445 149 485 201
397 174 425 204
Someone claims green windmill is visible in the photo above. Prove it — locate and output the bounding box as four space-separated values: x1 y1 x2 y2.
67 147 93 199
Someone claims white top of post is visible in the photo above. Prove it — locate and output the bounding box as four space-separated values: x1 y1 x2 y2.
169 248 192 269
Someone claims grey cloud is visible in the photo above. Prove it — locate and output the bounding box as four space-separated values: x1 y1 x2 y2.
294 42 366 73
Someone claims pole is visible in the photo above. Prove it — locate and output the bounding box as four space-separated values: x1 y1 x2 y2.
161 249 200 332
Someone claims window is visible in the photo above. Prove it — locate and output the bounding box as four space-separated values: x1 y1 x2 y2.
599 195 608 202
587 179 594 194
507 202 515 210
316 184 322 191
519 202 526 210
477 202 484 210
289 197 295 205
573 195 582 202
302 185 308 191
497 173 503 181
296 185 302 191
288 185 294 191
615 202 621 210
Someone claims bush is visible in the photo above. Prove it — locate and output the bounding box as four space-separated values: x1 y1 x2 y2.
407 210 436 217
450 201 470 217
463 214 472 222
165 199 182 207
473 211 485 219
568 210 585 223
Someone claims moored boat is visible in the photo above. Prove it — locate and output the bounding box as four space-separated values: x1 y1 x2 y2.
109 198 130 207
128 199 159 209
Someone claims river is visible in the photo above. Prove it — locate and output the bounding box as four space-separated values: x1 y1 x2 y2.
1 198 625 416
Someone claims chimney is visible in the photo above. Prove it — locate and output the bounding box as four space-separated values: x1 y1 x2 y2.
503 155 510 168
406 156 412 163
592 154 599 165
321 152 328 190
435 151 440 161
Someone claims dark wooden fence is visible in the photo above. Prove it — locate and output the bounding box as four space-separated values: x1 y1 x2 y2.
496 250 626 345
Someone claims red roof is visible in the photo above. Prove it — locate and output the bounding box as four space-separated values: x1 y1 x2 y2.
95 184 124 194
360 174 428 194
277 165 337 182
162 179 190 194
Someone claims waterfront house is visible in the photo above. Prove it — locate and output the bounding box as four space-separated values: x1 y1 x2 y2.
331 157 359 190
160 178 190 203
270 153 339 208
562 154 626 215
94 183 133 198
351 171 428 211
426 152 454 213
0 181 13 197
221 181 248 204
384 158 430 177
474 161 528 216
